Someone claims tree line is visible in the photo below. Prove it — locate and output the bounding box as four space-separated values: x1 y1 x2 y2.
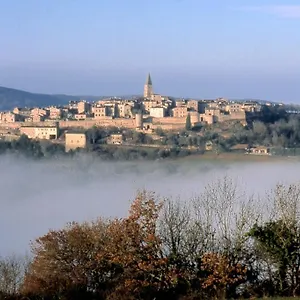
0 135 65 159
2 178 300 299
0 132 194 161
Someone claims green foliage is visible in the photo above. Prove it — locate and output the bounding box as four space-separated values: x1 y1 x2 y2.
86 126 121 145
248 220 300 295
227 115 300 150
259 105 288 123
185 113 192 131
11 135 44 158
155 127 165 136
249 220 299 264
0 135 65 159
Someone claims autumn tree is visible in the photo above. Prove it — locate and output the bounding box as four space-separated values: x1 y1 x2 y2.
22 191 189 300
22 219 113 299
101 191 190 299
199 253 247 300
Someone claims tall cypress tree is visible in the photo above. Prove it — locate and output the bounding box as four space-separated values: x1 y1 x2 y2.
185 113 192 131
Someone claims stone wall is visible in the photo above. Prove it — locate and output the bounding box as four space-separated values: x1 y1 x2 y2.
0 122 21 129
151 117 186 131
152 117 186 125
152 124 185 131
59 118 136 129
218 111 246 122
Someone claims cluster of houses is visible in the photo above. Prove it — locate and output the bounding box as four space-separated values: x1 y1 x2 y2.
0 74 264 126
0 96 260 126
0 74 276 154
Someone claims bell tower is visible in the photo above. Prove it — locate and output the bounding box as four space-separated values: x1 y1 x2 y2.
143 73 153 98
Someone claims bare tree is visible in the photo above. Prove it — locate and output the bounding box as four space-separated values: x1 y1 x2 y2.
159 197 202 259
0 253 31 295
269 183 300 225
193 176 259 256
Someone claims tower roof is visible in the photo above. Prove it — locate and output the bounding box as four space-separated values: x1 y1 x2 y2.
146 73 152 85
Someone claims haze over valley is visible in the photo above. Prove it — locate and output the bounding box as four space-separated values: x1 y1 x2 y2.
1 155 299 256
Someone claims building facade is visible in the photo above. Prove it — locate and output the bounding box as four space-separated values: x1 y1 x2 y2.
20 124 58 140
65 132 87 152
172 106 188 118
107 134 123 145
150 107 165 118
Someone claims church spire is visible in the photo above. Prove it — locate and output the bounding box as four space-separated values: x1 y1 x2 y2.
143 73 153 98
146 73 152 85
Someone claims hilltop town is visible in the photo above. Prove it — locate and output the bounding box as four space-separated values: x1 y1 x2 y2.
0 74 290 156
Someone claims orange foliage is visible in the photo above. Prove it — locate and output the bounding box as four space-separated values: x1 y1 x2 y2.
96 191 178 297
22 220 110 296
21 191 181 299
200 252 247 299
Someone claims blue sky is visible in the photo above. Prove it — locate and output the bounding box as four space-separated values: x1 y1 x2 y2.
0 0 299 102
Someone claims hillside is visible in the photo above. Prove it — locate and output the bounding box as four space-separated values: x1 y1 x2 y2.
0 86 108 111
0 86 79 111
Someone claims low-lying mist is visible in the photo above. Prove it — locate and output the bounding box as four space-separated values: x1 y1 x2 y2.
1 154 299 256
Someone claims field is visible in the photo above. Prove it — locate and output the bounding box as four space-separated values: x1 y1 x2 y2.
182 151 300 163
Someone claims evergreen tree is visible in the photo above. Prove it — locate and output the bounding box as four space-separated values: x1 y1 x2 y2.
185 113 192 131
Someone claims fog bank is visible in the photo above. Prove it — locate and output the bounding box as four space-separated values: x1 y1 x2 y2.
0 155 299 256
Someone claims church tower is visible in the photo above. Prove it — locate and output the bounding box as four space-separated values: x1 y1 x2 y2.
143 73 153 98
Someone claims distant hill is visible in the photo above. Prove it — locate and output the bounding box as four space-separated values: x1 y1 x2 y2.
0 86 112 111
0 86 78 111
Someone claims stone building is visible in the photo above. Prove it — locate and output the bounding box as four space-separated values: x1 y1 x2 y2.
20 124 58 140
175 99 186 107
65 132 87 152
246 146 270 155
135 113 143 129
150 94 162 103
142 100 156 113
172 106 188 118
31 108 47 118
0 112 20 123
77 101 91 114
74 114 87 120
107 134 123 145
49 107 62 120
187 100 200 112
150 107 165 118
117 103 133 118
93 106 108 118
